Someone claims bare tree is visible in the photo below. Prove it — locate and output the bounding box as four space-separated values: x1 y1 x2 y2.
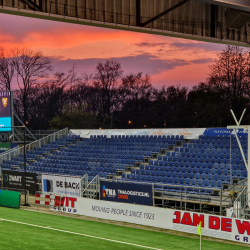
67 63 82 113
11 47 53 123
208 45 250 114
121 72 152 128
93 59 123 115
0 48 14 91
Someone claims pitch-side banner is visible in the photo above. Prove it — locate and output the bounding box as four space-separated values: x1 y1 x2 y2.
54 197 250 245
41 174 81 197
2 170 37 194
100 180 153 206
204 128 247 137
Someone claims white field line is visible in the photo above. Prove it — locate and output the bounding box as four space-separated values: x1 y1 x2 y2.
0 218 163 250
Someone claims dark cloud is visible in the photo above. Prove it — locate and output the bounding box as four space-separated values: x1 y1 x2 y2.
190 58 214 64
52 54 190 77
170 42 225 51
134 42 167 47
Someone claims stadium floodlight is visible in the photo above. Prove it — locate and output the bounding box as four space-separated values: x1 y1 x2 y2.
227 109 250 207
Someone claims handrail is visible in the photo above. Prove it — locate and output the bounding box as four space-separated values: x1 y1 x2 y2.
234 186 247 203
97 178 224 214
222 187 245 203
227 178 247 191
0 128 69 164
82 174 99 195
233 186 247 218
99 179 221 192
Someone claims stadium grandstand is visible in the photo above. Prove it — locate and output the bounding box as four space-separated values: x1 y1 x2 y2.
0 127 248 217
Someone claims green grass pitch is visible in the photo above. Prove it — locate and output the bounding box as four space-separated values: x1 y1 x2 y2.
0 207 246 250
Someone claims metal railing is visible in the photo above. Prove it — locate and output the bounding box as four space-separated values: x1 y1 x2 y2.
82 174 99 199
81 173 88 192
88 178 225 215
0 128 69 164
234 186 248 218
29 130 60 135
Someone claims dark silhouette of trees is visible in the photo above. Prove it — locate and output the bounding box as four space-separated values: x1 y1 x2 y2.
93 59 123 116
187 83 227 127
28 72 69 129
2 45 250 130
118 73 152 128
153 85 189 128
0 49 14 91
11 47 53 124
207 45 250 118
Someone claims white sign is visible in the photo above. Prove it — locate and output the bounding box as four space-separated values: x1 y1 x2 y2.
42 174 81 197
70 128 206 139
54 197 250 245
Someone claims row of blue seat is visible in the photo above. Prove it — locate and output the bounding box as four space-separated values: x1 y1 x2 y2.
30 162 127 171
90 135 184 139
121 174 224 193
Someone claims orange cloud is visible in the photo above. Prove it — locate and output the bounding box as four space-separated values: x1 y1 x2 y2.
152 62 211 87
0 13 224 87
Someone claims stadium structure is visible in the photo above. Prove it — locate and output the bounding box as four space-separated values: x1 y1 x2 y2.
0 94 249 243
1 0 250 245
1 0 250 46
0 125 248 213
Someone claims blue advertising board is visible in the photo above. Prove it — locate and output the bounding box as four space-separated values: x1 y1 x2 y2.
203 128 247 137
0 117 11 132
100 180 153 206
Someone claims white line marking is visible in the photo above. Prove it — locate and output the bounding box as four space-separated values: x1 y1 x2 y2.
0 218 163 250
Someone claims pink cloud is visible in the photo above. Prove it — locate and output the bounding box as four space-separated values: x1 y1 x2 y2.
0 12 226 88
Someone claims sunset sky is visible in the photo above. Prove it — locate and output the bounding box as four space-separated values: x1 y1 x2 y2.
0 12 227 88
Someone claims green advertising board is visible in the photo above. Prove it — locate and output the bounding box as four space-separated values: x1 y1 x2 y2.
0 190 20 209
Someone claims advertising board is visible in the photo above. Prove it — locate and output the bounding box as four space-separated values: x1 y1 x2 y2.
70 128 206 139
0 91 12 132
42 174 81 197
204 128 247 137
100 180 153 206
2 170 37 194
55 197 250 245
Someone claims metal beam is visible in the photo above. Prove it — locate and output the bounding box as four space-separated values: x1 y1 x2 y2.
211 4 217 37
227 125 249 129
141 0 190 27
196 0 250 12
136 0 141 26
227 109 250 207
20 0 42 11
1 5 250 47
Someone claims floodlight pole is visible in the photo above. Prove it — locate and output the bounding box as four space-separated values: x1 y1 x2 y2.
227 109 250 207
24 126 28 206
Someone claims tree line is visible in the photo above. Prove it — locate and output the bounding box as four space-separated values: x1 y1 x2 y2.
1 45 250 130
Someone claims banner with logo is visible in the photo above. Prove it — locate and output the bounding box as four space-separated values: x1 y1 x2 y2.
203 128 247 137
2 170 37 194
100 181 153 206
41 174 81 197
54 197 250 245
0 91 12 132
